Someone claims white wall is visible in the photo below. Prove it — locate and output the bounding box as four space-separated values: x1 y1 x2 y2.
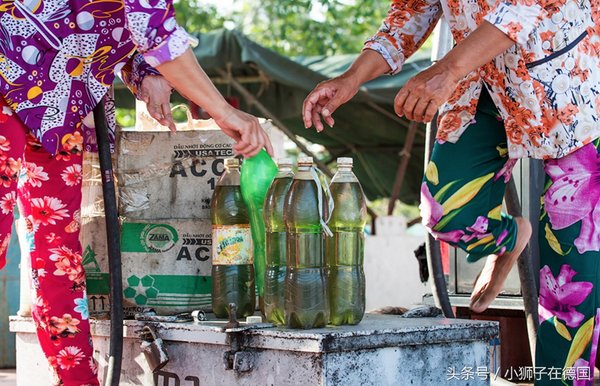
364 217 429 312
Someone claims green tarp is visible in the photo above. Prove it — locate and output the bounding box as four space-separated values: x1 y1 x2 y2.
115 29 431 203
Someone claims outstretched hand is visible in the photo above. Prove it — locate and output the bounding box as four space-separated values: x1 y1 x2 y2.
302 76 360 132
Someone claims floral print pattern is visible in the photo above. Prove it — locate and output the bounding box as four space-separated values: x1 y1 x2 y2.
0 107 98 385
419 182 466 243
56 346 86 371
366 0 600 160
61 165 82 187
529 140 600 384
421 84 600 385
419 91 518 262
539 264 593 328
544 143 600 254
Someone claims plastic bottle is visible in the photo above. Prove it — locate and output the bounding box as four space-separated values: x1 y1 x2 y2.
284 157 329 329
240 149 278 313
326 157 367 325
263 158 294 325
211 158 255 319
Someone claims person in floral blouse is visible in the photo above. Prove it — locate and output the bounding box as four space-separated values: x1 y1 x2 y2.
0 0 273 384
304 0 599 383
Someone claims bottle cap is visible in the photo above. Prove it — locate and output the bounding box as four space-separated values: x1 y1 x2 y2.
337 157 353 166
246 316 262 324
277 158 293 168
225 158 240 168
297 156 313 166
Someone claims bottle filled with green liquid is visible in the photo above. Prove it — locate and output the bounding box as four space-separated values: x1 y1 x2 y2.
326 157 366 325
211 158 255 319
263 158 294 325
284 157 329 329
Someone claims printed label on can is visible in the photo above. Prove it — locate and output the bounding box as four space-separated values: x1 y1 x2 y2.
212 224 253 265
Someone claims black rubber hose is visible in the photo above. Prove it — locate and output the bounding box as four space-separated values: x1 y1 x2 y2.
424 119 455 318
93 100 123 386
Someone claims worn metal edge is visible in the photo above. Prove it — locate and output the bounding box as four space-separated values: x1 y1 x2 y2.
244 321 498 353
10 315 499 354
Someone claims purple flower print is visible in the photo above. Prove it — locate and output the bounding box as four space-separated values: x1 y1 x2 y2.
496 229 508 245
461 216 492 243
494 159 518 183
494 229 509 255
419 183 464 243
573 358 592 386
544 143 600 254
539 264 593 328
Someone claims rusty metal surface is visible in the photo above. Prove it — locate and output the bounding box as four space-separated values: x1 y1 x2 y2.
12 314 497 386
246 314 498 353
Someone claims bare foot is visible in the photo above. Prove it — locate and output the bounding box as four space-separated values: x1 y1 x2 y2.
470 217 532 313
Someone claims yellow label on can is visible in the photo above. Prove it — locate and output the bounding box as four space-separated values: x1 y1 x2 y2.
212 224 253 265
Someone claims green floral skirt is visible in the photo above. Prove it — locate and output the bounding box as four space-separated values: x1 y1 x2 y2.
421 88 600 385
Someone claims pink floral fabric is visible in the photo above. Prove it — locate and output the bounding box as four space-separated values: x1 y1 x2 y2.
544 143 600 254
366 0 600 160
0 98 97 385
539 264 593 328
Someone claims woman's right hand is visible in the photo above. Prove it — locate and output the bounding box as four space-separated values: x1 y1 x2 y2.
302 76 360 132
155 50 273 158
213 106 274 158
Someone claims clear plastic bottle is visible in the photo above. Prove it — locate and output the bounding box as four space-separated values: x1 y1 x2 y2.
211 158 255 319
326 157 366 325
263 158 294 325
284 157 329 329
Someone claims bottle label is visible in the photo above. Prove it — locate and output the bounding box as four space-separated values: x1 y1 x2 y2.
212 224 253 265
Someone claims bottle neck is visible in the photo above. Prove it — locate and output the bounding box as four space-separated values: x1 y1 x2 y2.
276 167 294 178
295 165 314 180
217 167 241 186
332 167 358 183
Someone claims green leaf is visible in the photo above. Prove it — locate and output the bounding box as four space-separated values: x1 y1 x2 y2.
425 161 439 185
544 223 567 256
433 181 458 203
554 317 572 341
433 208 461 231
564 316 594 369
487 205 502 221
441 173 494 215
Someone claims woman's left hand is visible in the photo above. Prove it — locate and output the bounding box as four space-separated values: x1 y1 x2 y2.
140 75 176 132
394 62 461 123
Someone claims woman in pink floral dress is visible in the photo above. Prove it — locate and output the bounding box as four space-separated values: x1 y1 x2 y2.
0 0 273 384
304 0 599 383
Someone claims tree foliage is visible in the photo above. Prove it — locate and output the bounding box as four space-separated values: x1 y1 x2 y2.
173 1 227 33
173 0 394 57
235 0 390 56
